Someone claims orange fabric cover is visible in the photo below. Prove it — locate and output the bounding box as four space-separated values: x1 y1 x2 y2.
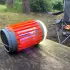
6 20 43 51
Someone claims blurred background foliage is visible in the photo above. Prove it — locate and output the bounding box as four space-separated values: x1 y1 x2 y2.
29 0 53 12
0 0 6 4
0 0 63 13
7 0 22 12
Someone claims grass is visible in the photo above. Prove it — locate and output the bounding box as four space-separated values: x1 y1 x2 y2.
0 4 22 13
6 2 22 13
0 12 32 28
0 12 59 28
1 11 70 47
0 5 70 47
0 5 7 12
0 8 64 46
0 12 63 40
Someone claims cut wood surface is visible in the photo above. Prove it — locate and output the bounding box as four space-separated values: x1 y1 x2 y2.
0 39 70 70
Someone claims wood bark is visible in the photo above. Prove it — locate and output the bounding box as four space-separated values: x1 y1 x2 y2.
7 0 13 8
22 0 30 13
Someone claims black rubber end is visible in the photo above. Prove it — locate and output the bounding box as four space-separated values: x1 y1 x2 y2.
0 29 17 53
1 30 10 52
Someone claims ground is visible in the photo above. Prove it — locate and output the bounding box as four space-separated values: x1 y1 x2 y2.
0 12 70 46
0 12 66 46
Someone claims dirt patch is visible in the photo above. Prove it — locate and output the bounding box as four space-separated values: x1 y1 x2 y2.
0 12 70 47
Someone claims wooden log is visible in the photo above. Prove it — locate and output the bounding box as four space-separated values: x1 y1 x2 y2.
0 39 70 70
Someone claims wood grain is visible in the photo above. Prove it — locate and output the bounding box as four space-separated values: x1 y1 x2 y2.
0 39 70 70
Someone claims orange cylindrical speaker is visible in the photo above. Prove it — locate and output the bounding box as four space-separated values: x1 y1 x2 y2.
0 20 47 53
